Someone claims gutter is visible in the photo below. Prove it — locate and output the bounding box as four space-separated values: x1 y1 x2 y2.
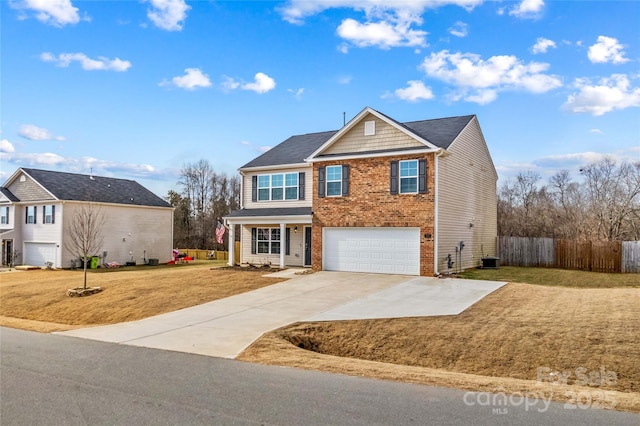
434 149 445 276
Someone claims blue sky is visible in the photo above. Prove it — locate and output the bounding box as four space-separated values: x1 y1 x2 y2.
1 0 639 196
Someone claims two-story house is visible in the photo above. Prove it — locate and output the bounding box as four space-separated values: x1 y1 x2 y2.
225 107 497 276
1 168 174 268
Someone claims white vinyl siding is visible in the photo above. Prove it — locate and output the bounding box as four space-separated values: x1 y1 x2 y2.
437 117 497 272
240 225 304 267
323 227 420 275
242 167 312 209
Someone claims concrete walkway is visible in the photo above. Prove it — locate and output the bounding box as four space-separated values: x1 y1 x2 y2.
57 271 506 359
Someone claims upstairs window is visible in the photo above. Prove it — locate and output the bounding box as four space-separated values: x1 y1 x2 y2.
318 165 349 198
390 159 427 195
326 166 342 197
256 173 299 201
400 160 418 193
0 207 8 225
26 206 36 224
44 205 55 224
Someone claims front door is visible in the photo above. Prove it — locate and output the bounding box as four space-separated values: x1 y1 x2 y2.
304 226 312 266
2 239 13 266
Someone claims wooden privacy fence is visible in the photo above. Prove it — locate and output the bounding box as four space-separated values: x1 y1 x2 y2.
178 242 240 264
499 237 639 273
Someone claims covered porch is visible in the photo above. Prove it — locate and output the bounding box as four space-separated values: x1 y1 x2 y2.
224 207 312 269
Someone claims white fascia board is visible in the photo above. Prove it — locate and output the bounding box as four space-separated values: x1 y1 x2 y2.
305 107 440 161
307 148 441 163
225 215 312 225
239 163 310 173
6 168 59 201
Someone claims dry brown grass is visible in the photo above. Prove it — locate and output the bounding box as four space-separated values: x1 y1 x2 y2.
0 263 283 332
239 283 640 412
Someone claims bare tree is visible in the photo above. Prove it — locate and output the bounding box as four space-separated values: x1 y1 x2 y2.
498 159 640 240
65 203 106 290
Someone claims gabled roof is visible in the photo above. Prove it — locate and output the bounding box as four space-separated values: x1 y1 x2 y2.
0 187 19 202
6 168 171 208
240 107 475 170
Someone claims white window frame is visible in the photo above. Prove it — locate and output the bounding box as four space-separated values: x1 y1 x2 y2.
326 165 342 197
26 206 36 224
256 227 281 254
257 173 298 201
0 207 8 225
399 160 418 194
44 205 54 224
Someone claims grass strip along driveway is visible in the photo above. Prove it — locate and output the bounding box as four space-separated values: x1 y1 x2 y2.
0 262 283 332
238 267 640 412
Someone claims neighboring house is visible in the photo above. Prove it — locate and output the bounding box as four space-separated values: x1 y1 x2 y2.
0 168 174 268
225 107 497 276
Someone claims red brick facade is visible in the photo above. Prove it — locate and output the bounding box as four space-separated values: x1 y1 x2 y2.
312 153 436 276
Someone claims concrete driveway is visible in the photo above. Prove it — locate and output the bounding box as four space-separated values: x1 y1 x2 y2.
58 271 506 359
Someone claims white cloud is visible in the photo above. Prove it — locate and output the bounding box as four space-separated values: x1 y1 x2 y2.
534 152 624 168
41 52 131 72
419 50 562 104
18 124 65 141
388 80 434 102
160 68 211 90
10 0 81 27
259 146 273 153
336 16 427 49
240 141 251 146
220 73 276 94
588 36 629 64
532 37 556 54
242 73 276 94
590 129 603 134
278 1 481 50
448 21 468 38
509 0 544 19
0 139 15 153
288 88 305 99
146 0 190 31
564 74 640 116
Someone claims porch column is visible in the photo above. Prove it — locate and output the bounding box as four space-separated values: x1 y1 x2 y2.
227 223 235 266
280 223 285 269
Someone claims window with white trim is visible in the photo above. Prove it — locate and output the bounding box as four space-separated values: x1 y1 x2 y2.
326 165 342 196
26 206 36 224
399 160 418 194
257 228 281 254
44 205 55 224
0 207 8 225
257 173 298 201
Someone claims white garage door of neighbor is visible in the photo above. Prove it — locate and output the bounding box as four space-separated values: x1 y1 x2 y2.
24 243 57 267
323 227 420 275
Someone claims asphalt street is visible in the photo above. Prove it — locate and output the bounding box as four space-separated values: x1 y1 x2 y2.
1 327 638 425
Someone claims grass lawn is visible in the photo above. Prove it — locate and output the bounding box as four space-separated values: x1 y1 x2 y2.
458 265 640 287
0 261 284 332
239 268 640 412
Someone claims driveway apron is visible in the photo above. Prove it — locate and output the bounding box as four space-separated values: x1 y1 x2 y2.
57 271 506 359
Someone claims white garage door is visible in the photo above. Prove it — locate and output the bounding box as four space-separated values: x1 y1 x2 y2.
323 228 420 275
24 243 56 267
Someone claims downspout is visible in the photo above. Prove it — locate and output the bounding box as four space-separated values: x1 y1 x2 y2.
434 149 445 276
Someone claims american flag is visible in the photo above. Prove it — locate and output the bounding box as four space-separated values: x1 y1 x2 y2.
216 221 226 244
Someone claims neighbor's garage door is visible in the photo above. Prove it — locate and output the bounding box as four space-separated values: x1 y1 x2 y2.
24 242 56 267
323 228 420 275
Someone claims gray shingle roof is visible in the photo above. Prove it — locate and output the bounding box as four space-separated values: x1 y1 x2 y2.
241 130 336 169
226 207 312 218
0 187 19 202
19 168 171 208
239 111 475 169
